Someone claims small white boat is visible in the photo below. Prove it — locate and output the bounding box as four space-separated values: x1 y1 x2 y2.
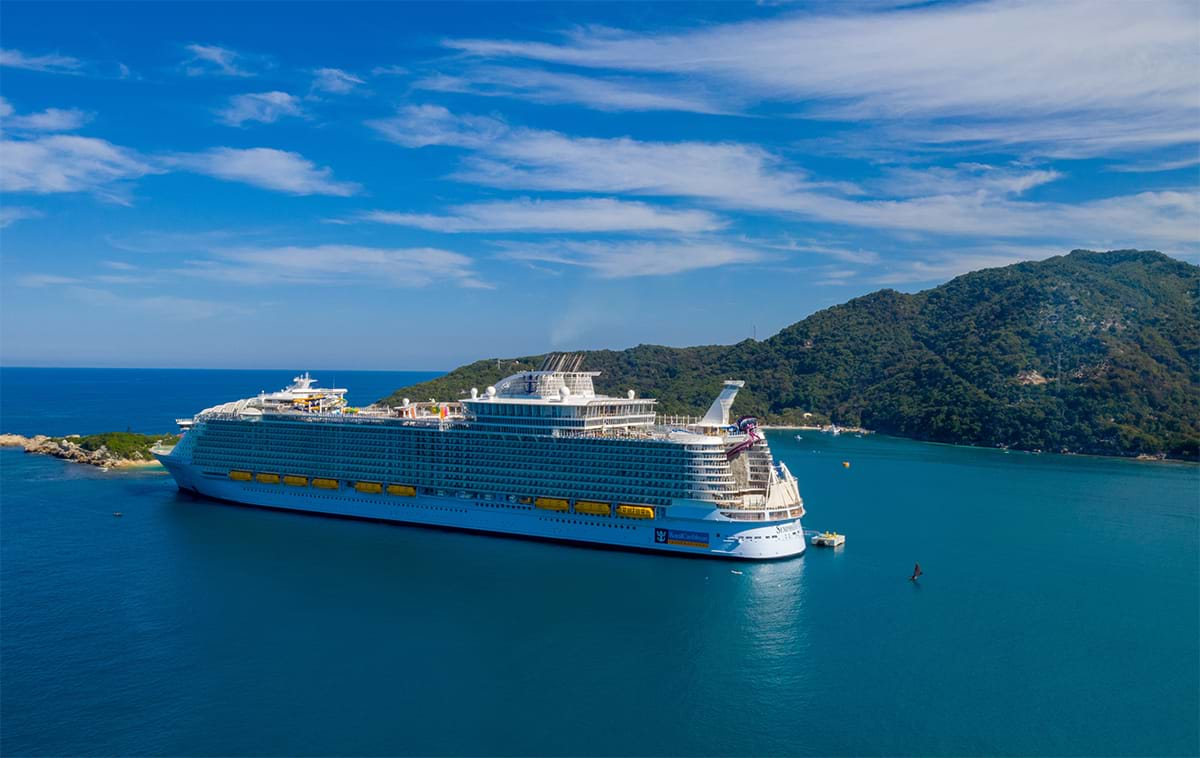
811 531 845 547
794 434 803 441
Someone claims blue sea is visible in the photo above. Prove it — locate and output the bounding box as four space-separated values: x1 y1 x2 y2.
2 368 1197 756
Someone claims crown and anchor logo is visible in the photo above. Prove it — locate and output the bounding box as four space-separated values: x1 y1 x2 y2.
654 529 668 543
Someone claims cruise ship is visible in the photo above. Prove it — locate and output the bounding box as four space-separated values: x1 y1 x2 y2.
154 356 807 559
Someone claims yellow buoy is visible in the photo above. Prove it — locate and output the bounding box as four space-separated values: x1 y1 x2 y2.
842 461 851 468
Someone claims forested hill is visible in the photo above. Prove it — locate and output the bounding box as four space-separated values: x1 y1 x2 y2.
382 250 1200 459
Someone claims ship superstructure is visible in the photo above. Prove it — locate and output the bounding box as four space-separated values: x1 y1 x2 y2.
155 356 807 559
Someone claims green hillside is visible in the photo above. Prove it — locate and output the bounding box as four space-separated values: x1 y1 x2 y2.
381 250 1200 459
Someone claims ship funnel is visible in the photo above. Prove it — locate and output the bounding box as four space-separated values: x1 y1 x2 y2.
699 380 745 427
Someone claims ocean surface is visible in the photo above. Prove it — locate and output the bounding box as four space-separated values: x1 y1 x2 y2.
1 368 1197 756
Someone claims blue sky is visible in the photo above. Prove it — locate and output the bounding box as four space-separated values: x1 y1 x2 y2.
1 1 1197 369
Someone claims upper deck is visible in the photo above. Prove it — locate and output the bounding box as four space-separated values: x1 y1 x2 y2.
189 355 745 447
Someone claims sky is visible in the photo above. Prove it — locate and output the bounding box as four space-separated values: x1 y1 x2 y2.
1 1 1197 369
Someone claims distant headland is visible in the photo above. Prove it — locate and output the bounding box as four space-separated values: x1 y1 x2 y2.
0 433 178 468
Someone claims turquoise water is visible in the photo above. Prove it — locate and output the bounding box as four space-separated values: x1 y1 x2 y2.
2 370 1197 755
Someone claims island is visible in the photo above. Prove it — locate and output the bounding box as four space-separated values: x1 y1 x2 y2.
0 432 180 468
380 250 1199 461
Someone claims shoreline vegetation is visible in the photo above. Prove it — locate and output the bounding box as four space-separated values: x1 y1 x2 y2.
380 251 1199 462
0 433 177 468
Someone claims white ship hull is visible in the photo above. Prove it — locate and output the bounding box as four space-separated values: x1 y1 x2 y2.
158 455 806 560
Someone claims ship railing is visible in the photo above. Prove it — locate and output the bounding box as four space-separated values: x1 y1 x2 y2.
656 414 704 427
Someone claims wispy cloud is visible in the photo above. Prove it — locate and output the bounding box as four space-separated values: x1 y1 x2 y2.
360 197 724 233
445 0 1200 156
367 104 507 149
0 47 83 75
183 244 489 289
371 64 408 77
168 147 360 196
414 66 726 113
63 286 252 320
372 106 1199 248
871 245 1066 286
1109 155 1200 174
217 91 304 126
497 239 765 277
0 96 91 132
16 274 80 287
870 163 1063 198
0 206 44 228
311 67 364 94
0 134 161 203
183 43 258 77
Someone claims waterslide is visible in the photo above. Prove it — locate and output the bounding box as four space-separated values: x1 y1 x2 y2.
725 416 761 460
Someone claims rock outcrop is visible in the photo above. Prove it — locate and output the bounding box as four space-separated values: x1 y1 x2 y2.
1 434 169 468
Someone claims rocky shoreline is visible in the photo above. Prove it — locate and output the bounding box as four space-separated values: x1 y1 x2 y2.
0 434 173 468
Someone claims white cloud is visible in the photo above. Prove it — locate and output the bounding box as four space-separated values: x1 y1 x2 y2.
168 147 360 196
102 260 137 270
1109 156 1200 174
762 241 881 265
0 96 91 132
0 206 44 228
64 286 250 320
871 245 1066 285
0 48 83 75
414 66 726 113
17 274 79 287
183 43 255 77
361 197 724 233
311 68 364 94
446 0 1200 155
367 104 507 148
497 239 765 277
370 108 805 201
184 244 488 288
371 64 408 77
217 91 303 126
871 163 1063 198
0 134 160 202
373 107 1199 248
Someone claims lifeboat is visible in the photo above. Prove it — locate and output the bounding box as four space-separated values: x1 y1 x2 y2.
284 475 308 487
355 481 383 494
574 500 611 516
535 497 570 511
256 473 280 484
517 496 533 505
313 478 339 490
616 504 655 520
229 470 252 482
387 484 416 497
